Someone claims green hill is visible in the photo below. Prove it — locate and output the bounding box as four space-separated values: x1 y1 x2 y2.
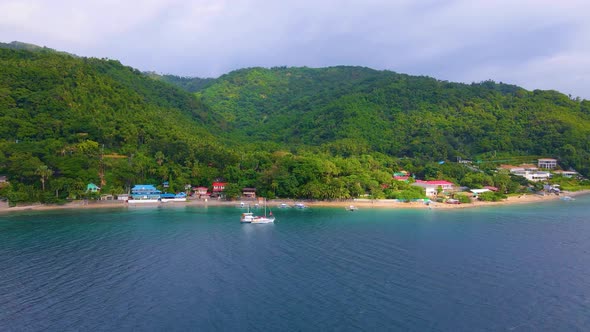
1 44 589 204
145 72 215 93
0 46 230 202
198 66 590 170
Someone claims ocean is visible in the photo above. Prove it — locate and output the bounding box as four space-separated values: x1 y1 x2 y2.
1 197 590 331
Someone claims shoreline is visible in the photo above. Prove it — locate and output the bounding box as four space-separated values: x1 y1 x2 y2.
1 190 588 214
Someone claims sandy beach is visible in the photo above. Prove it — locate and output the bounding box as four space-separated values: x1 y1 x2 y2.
1 190 588 214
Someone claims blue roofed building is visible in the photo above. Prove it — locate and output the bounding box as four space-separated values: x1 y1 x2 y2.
130 185 161 201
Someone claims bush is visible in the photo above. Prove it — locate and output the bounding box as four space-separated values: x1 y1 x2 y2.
478 191 506 202
456 194 472 204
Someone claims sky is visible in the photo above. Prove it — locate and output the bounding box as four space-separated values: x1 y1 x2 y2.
1 0 589 99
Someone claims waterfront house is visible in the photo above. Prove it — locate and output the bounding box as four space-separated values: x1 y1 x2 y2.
100 194 114 201
131 185 161 200
211 182 227 198
412 180 454 197
117 194 129 201
193 186 209 199
242 188 256 199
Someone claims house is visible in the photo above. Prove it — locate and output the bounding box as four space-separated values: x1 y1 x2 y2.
499 164 550 182
193 186 210 199
242 188 256 199
117 194 129 201
552 170 578 178
412 180 454 197
470 188 491 198
131 185 161 200
0 175 7 183
538 158 558 169
393 171 411 182
211 182 228 198
87 183 100 193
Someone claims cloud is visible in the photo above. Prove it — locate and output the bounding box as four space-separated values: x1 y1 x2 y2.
0 0 588 98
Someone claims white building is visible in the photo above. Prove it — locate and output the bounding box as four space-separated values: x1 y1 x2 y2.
538 158 557 169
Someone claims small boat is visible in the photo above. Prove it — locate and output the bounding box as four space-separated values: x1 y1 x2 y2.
560 196 575 201
278 203 291 208
346 205 358 211
294 203 308 209
241 199 275 224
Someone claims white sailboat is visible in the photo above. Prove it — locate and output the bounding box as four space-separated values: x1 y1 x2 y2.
240 198 275 224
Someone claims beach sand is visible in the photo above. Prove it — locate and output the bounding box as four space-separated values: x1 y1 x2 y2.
1 190 588 214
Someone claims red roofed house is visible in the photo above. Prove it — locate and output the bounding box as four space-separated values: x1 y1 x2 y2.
412 180 455 197
211 182 227 198
193 186 210 199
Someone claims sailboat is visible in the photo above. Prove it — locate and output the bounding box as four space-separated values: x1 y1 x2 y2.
240 198 275 224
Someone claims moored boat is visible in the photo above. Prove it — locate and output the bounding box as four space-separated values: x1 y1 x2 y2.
241 199 275 223
346 205 358 211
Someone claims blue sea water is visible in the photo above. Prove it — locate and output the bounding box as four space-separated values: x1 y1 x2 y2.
1 197 590 331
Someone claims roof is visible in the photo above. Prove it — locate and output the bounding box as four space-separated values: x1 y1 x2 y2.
553 170 577 174
538 158 557 161
132 184 157 190
415 180 454 185
520 164 538 169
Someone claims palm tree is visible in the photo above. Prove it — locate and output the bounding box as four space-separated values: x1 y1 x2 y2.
36 165 53 191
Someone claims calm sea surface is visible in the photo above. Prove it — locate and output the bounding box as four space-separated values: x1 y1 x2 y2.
1 197 590 331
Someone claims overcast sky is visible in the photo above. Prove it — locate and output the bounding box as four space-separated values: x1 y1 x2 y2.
1 0 589 99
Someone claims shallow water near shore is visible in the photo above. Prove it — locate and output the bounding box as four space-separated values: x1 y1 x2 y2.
1 196 590 331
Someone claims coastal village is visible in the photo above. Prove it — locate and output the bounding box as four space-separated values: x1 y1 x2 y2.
23 157 580 210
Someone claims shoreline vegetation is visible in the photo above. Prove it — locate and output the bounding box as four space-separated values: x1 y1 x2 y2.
2 190 588 215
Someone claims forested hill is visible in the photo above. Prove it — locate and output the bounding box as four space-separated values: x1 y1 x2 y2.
0 46 230 201
145 72 215 93
197 66 590 165
2 44 590 204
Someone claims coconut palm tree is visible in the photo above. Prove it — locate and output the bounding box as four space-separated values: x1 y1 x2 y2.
36 165 53 191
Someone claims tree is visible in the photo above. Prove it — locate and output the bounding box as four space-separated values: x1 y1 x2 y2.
35 165 53 191
224 183 242 200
